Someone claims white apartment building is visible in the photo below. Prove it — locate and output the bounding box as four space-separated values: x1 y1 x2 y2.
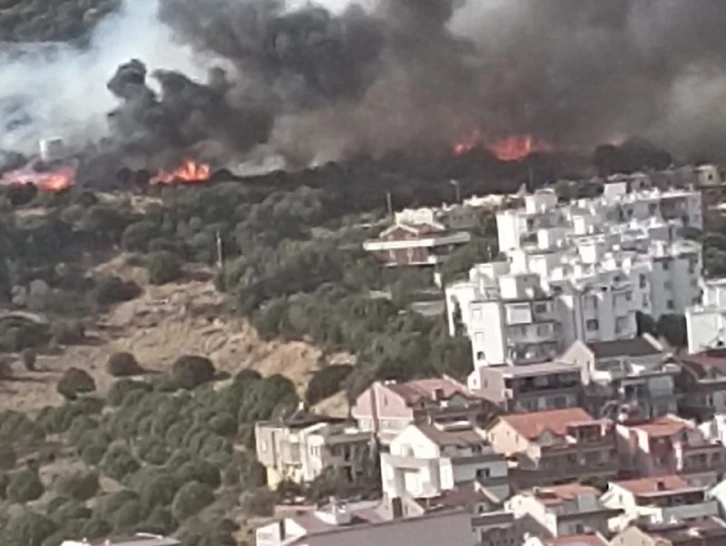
446 185 703 367
686 278 726 353
381 422 510 502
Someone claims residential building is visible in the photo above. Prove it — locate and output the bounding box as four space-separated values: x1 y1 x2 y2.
61 535 180 546
255 414 371 487
381 422 510 502
446 185 703 367
506 483 619 537
615 415 726 486
363 221 471 268
522 534 608 546
675 349 726 421
351 377 498 445
559 337 677 419
610 516 726 546
254 502 476 546
686 279 726 354
468 361 583 413
394 204 481 231
601 475 719 532
487 408 618 489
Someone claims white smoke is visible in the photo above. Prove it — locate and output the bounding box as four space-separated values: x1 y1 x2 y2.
0 0 201 155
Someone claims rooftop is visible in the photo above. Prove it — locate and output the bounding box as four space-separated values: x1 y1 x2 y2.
496 408 598 440
384 377 480 406
679 349 726 376
612 475 696 496
634 516 726 543
586 337 662 359
542 534 608 546
416 423 487 448
490 361 582 378
74 535 180 546
630 415 692 438
531 483 600 506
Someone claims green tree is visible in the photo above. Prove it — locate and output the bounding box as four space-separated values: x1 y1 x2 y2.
0 443 16 470
305 364 353 406
107 352 144 377
147 251 182 285
171 481 215 521
139 474 182 512
172 355 216 389
101 444 140 481
57 367 96 400
54 470 99 501
121 221 158 253
6 469 44 502
3 511 57 546
239 488 276 517
107 378 152 406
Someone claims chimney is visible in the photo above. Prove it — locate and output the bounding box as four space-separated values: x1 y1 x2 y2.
391 497 403 519
278 520 285 540
433 388 445 401
656 480 666 491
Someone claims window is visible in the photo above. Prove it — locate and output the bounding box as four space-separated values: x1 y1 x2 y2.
691 279 699 288
642 294 649 307
615 317 629 334
586 319 599 332
667 300 675 310
534 303 548 314
406 248 415 263
537 324 550 336
476 468 491 480
476 351 485 361
640 274 647 288
554 396 568 409
625 291 632 301
663 260 671 271
648 203 658 214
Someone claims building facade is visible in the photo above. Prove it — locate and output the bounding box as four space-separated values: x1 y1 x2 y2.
487 408 618 489
446 185 703 367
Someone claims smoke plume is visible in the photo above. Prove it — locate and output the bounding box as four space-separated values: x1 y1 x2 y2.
4 0 726 170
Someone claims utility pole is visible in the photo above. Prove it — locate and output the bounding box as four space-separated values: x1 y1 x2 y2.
450 179 461 203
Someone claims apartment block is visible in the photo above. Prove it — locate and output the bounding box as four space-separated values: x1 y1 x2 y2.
381 422 510 502
468 361 583 413
352 377 498 444
363 221 471 268
506 483 619 538
601 475 719 532
616 415 726 487
446 184 703 368
487 408 618 489
675 349 726 421
686 279 726 354
255 414 371 487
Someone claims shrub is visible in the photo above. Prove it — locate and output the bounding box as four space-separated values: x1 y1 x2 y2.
171 481 215 521
147 251 182 285
240 488 276 517
0 410 45 444
96 490 139 520
67 415 98 446
81 444 108 466
171 355 215 389
305 364 353 406
80 517 112 541
139 474 182 511
3 511 57 546
208 413 237 437
54 470 99 501
51 500 92 522
50 320 85 345
122 221 157 253
136 438 170 466
101 445 140 481
91 275 142 306
107 352 144 377
57 368 96 400
142 506 177 535
0 443 16 470
107 379 152 406
177 460 221 489
20 349 37 372
6 469 44 502
113 500 143 532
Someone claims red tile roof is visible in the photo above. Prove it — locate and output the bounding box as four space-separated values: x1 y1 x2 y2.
385 377 479 406
543 534 608 546
613 475 693 496
630 415 691 438
679 349 726 376
533 483 600 506
497 408 597 440
416 423 487 448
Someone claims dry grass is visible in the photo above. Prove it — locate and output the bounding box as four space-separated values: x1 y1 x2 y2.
0 256 350 412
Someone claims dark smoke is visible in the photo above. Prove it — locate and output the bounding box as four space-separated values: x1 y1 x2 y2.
8 0 726 170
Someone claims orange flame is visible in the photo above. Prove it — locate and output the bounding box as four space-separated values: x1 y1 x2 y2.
488 135 553 161
453 132 553 161
1 167 75 192
151 158 211 185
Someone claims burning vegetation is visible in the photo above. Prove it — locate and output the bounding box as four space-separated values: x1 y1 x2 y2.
150 158 211 185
